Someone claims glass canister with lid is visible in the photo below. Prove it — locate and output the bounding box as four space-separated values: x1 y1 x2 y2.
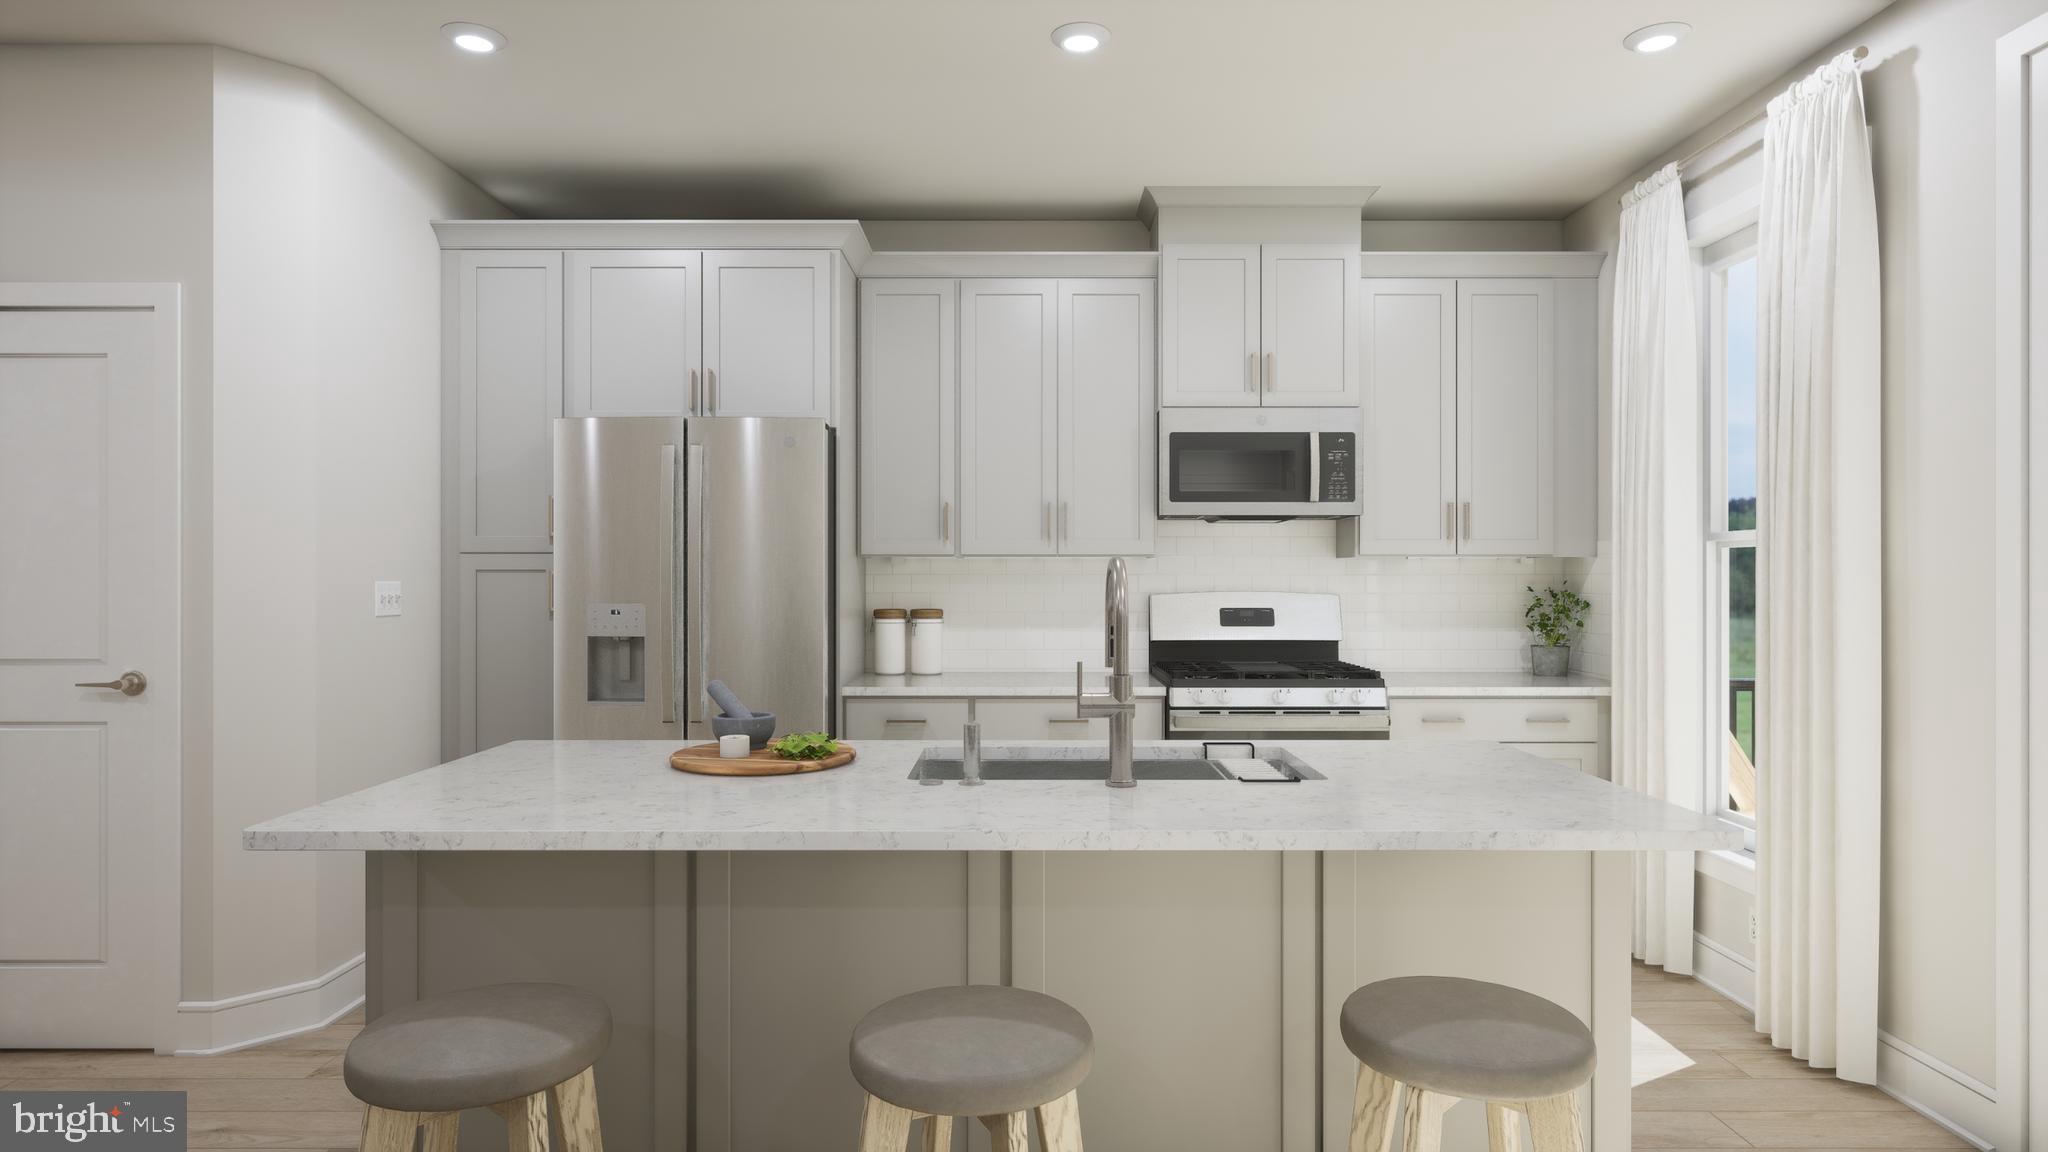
908 608 944 675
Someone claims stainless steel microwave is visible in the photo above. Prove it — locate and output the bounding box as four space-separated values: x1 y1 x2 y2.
1158 408 1361 518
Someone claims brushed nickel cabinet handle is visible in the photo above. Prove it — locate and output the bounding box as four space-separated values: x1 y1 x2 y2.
1420 714 1465 724
1462 502 1472 540
1264 351 1275 394
942 500 951 542
1045 501 1052 541
1525 715 1572 725
76 671 147 696
1247 352 1257 393
1444 501 1453 541
689 368 700 414
1060 502 1070 541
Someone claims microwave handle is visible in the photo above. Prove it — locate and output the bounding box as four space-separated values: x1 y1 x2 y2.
1307 432 1319 504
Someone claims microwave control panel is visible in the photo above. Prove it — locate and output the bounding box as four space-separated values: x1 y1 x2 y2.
1317 432 1356 503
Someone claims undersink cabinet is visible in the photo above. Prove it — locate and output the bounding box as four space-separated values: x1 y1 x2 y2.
843 696 1166 742
1160 243 1358 407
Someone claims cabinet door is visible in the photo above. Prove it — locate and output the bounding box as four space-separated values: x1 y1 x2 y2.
1355 279 1457 555
1159 245 1260 407
1058 279 1156 555
565 250 700 417
1458 279 1555 555
703 250 832 418
958 279 1058 556
455 555 553 755
1260 244 1359 406
859 279 956 555
1504 741 1602 776
457 250 563 552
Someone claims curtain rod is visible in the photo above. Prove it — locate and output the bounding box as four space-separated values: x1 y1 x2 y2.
1672 44 1868 173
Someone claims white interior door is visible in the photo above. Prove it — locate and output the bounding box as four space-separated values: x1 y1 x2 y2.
0 286 179 1049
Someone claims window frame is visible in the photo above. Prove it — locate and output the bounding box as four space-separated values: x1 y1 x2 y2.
1697 226 1760 851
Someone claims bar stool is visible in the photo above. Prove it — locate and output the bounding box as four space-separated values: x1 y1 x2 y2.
1341 976 1595 1152
849 985 1092 1152
343 982 612 1152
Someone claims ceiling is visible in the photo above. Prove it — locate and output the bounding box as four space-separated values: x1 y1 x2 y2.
0 0 1896 221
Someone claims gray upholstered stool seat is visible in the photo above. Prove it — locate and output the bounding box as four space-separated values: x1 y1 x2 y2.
849 985 1094 1118
1340 975 1596 1101
343 982 613 1114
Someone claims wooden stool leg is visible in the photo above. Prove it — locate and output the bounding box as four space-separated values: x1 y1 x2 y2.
493 1091 549 1152
358 1107 419 1152
920 1113 954 1152
857 1093 916 1152
1485 1103 1524 1152
1033 1090 1083 1152
1399 1086 1456 1152
1351 1063 1400 1152
979 1112 1031 1152
420 1112 460 1152
550 1065 605 1151
1524 1092 1583 1152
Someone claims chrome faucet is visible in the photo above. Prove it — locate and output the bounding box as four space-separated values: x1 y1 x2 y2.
1075 557 1137 788
960 699 983 787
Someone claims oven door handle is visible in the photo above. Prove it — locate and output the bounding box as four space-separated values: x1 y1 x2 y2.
1168 712 1391 733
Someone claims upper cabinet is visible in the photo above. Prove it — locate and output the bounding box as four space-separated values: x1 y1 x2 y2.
453 250 563 553
858 274 1156 557
703 250 832 418
1160 243 1358 407
566 250 701 417
1343 255 1600 559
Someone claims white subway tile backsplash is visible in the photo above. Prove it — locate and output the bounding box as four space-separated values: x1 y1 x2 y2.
864 521 1604 678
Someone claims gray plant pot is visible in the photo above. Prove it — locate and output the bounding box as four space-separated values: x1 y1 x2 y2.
1531 644 1571 678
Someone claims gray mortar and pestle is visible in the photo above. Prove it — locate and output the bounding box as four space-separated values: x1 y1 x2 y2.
707 680 777 749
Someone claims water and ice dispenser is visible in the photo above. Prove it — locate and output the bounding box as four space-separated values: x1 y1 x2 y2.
584 604 647 702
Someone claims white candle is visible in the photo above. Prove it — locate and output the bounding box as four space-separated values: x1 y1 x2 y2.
718 733 750 759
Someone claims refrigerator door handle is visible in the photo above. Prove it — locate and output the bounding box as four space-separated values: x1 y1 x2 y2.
684 443 708 726
659 444 679 725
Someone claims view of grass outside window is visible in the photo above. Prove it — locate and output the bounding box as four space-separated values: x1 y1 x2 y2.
1717 255 1759 821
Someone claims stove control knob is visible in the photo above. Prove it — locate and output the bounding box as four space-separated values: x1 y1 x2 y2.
1349 688 1366 705
1271 688 1292 705
1327 688 1344 705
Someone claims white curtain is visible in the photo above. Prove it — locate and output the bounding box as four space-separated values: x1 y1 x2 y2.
1754 50 1883 1083
1613 163 1702 972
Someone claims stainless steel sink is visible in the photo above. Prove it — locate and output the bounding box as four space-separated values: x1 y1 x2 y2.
909 745 1321 783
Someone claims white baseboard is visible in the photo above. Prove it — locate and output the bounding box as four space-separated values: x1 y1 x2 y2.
175 953 364 1055
1690 932 1756 1011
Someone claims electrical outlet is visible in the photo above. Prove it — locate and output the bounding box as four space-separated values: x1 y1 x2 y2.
374 581 403 617
1748 907 1759 943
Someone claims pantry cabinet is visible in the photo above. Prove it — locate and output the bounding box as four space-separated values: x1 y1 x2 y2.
1160 243 1358 407
860 274 1155 557
452 554 554 756
453 250 563 553
1345 257 1598 559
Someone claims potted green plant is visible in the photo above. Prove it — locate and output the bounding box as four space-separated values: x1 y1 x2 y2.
1524 585 1589 677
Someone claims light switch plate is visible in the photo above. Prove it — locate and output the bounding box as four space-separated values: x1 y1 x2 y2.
374 581 403 617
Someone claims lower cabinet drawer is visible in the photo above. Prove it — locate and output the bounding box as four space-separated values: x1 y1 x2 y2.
1503 741 1602 776
843 697 1166 741
1391 697 1603 742
842 700 969 741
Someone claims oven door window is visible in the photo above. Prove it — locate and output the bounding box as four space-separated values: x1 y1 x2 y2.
1168 433 1311 503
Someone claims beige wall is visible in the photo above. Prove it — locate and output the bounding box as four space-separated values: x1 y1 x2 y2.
1562 0 2034 1114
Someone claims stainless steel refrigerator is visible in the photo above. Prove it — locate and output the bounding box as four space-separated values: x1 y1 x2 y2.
552 417 835 740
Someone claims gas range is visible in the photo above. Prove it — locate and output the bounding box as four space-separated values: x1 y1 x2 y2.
1148 593 1390 739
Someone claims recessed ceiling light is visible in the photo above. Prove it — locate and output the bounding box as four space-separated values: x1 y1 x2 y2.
1052 22 1109 54
1623 22 1689 53
443 21 506 55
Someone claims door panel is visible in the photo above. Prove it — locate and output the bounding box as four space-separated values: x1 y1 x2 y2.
1160 245 1260 406
959 279 1057 555
0 299 178 1048
1458 280 1554 555
460 251 564 551
1357 279 1457 555
1261 244 1359 406
567 250 700 418
1058 279 1155 555
858 279 956 555
703 251 830 418
458 555 554 756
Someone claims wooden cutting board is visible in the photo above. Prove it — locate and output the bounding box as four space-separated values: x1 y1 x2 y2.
669 742 856 777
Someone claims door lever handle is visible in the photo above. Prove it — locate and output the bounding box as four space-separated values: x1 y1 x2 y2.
77 671 147 696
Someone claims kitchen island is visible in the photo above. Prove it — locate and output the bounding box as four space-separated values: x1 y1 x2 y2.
247 739 1735 1152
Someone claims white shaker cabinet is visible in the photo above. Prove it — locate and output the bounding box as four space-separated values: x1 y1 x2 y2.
703 250 833 418
959 279 1059 556
1159 243 1357 407
859 278 958 555
1058 279 1156 555
1458 279 1554 555
453 554 554 756
566 250 700 417
1356 279 1458 555
454 250 563 553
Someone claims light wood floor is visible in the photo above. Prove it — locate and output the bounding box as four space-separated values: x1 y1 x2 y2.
0 972 1980 1150
1631 962 1970 1150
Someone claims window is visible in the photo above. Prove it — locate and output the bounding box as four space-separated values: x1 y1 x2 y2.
1702 230 1759 846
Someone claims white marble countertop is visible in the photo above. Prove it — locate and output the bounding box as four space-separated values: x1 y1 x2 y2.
840 670 1608 698
245 739 1731 853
